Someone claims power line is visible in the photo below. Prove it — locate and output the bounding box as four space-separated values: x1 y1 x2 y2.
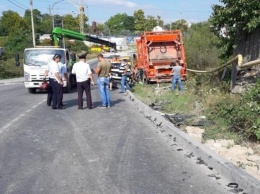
7 0 27 10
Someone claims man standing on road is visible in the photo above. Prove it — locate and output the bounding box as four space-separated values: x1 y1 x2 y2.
171 60 183 92
45 57 68 107
49 53 64 109
58 61 68 106
119 59 131 93
93 54 111 109
72 51 94 110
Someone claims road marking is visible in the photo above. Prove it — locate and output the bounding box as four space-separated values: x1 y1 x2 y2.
0 101 45 134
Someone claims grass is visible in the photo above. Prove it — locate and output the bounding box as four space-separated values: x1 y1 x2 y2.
0 58 23 79
132 81 199 114
132 76 250 143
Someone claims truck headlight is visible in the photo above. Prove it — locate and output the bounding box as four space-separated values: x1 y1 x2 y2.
24 71 30 81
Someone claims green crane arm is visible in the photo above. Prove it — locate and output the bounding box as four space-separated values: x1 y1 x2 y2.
52 27 117 50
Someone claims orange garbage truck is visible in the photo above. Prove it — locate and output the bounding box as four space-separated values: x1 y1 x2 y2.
136 30 187 83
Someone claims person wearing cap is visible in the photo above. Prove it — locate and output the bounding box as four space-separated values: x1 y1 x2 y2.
48 53 64 109
93 53 111 109
72 51 94 110
44 54 68 107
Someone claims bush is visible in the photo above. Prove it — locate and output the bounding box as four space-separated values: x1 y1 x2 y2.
208 80 260 141
0 57 23 79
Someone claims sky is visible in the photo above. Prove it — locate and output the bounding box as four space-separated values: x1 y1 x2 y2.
0 0 222 24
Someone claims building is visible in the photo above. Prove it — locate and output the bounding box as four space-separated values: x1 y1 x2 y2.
39 34 51 42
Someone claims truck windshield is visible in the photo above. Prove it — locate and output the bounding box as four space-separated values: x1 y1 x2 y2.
24 49 65 66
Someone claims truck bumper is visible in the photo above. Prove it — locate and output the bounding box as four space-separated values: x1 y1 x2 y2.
24 80 67 88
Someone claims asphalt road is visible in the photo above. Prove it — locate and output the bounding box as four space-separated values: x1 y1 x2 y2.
0 64 234 194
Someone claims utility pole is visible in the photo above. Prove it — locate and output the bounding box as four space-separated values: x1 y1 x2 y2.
79 0 84 34
30 0 36 47
67 0 85 34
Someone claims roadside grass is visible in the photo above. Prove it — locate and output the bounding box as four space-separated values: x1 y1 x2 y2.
132 75 260 143
132 81 200 114
0 58 23 79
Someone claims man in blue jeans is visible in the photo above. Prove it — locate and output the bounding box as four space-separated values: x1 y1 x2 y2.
171 61 183 92
119 59 131 93
93 54 111 109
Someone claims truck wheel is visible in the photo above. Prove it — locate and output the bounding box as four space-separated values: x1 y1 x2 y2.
28 88 36 93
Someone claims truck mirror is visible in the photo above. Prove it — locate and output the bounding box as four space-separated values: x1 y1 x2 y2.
15 53 20 66
15 52 19 62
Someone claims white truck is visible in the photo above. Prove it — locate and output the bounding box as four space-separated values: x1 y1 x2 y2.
15 27 117 94
15 46 76 93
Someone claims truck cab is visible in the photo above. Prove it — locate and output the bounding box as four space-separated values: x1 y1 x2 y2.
16 47 76 93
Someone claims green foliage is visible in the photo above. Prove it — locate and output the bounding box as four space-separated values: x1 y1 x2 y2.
133 83 197 114
105 13 134 35
63 14 81 32
165 20 188 32
64 40 89 54
0 10 27 36
0 57 23 79
208 80 260 141
145 16 157 31
210 0 260 58
184 21 222 70
133 9 146 32
2 30 33 59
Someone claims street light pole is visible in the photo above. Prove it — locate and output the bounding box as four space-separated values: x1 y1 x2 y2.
30 0 36 47
51 0 64 29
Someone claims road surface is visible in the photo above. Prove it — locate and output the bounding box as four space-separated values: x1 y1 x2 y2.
0 69 234 194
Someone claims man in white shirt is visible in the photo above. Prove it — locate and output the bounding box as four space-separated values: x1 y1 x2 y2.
72 51 94 110
48 53 64 109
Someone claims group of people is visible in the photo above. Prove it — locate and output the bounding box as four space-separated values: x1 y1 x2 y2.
44 52 183 111
44 52 114 110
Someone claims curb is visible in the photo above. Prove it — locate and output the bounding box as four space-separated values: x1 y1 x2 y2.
125 91 260 194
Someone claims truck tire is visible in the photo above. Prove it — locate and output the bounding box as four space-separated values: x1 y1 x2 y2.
28 88 36 93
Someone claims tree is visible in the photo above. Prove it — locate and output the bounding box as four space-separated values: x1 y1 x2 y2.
63 14 79 32
184 22 222 70
0 10 27 36
23 9 42 33
105 13 130 35
145 16 157 31
156 16 164 27
39 13 53 34
164 19 188 32
123 15 134 31
210 0 260 58
133 9 146 32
